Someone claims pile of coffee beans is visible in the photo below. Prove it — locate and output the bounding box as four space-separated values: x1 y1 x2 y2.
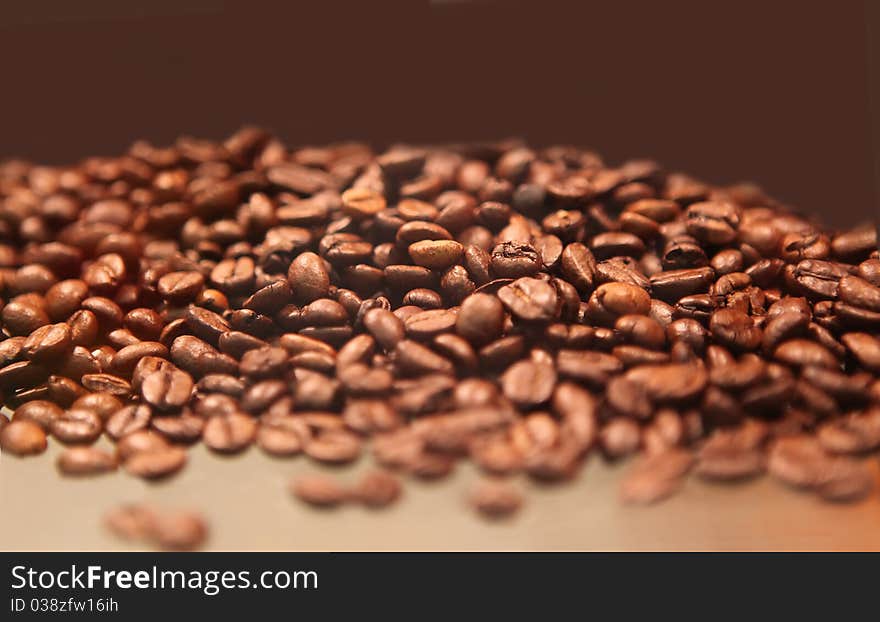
1 128 879 520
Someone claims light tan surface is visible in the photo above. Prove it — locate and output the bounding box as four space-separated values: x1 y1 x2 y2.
2 440 879 551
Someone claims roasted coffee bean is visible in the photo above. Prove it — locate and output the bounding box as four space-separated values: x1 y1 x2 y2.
817 408 880 454
150 412 205 444
72 392 124 421
157 271 205 304
287 252 330 303
404 309 457 340
124 446 188 479
497 277 558 322
57 446 117 476
203 412 257 453
350 470 402 508
625 362 708 403
454 293 504 346
842 332 880 373
838 275 880 312
12 400 63 430
469 480 523 518
560 243 596 293
710 308 762 352
124 308 164 341
501 360 556 407
152 511 209 551
594 257 650 289
779 231 831 263
785 259 848 300
606 375 653 419
305 429 363 464
2 299 51 336
256 416 307 456
695 429 765 481
104 503 159 541
50 409 103 444
22 322 72 364
685 201 740 245
239 346 290 379
815 459 874 503
620 449 695 504
110 341 168 376
45 279 89 321
408 239 463 270
81 373 131 397
767 435 833 488
774 339 838 369
490 242 541 278
106 404 152 440
586 282 651 325
170 335 239 376
650 267 715 303
141 368 194 411
0 419 48 456
394 340 454 376
291 474 348 508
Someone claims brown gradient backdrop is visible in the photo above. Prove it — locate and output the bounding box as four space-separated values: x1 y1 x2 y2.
0 0 876 227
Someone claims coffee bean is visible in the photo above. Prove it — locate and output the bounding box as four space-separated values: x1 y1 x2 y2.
469 479 523 518
767 435 833 488
625 362 708 403
774 339 838 369
408 240 463 269
151 412 205 444
171 335 239 377
111 341 169 376
710 308 763 352
305 429 362 464
104 504 159 541
497 278 558 322
650 267 715 302
352 470 402 508
203 412 257 453
341 187 386 218
287 252 330 303
685 201 740 245
12 400 63 430
0 419 48 456
239 346 290 379
157 271 205 304
141 368 194 411
106 404 152 440
291 474 348 508
256 416 307 456
501 360 556 407
620 449 695 504
394 339 454 376
124 446 188 479
454 293 504 346
842 332 880 373
45 279 89 321
22 322 72 364
2 299 51 336
490 242 541 278
587 282 651 325
57 446 117 476
152 511 209 550
50 409 103 444
81 373 131 397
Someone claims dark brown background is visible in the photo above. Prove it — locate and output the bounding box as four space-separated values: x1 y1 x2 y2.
1 0 877 227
